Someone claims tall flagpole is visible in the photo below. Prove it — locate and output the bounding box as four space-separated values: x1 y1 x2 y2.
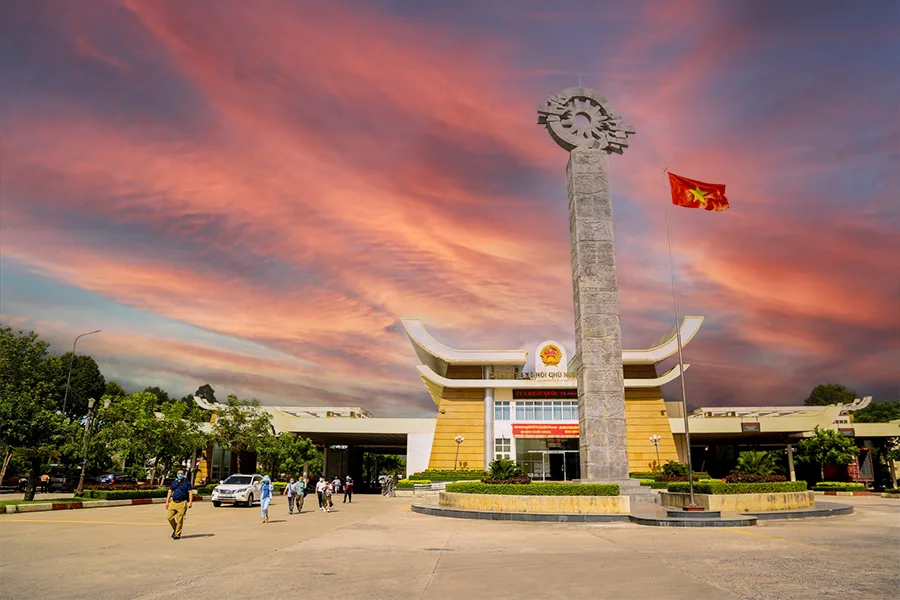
663 167 697 508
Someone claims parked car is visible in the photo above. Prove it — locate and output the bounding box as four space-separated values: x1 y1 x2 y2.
48 468 86 491
95 472 137 485
210 474 263 507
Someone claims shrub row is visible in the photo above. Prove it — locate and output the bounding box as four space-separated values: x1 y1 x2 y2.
812 482 867 491
197 484 217 495
410 470 488 482
396 479 431 489
639 480 671 489
80 488 169 500
630 471 711 480
481 476 532 485
630 471 658 479
885 488 900 494
85 483 160 491
446 482 619 496
724 474 787 483
666 481 808 495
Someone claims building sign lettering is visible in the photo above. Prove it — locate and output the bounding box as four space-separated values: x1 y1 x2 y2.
512 424 579 438
513 389 578 399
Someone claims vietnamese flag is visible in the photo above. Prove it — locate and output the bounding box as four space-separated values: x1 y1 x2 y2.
668 172 729 212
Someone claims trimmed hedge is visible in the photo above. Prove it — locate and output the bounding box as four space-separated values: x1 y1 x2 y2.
410 470 488 482
885 488 900 494
725 473 786 483
630 471 659 479
812 482 867 491
445 482 619 496
197 484 217 495
667 481 808 495
80 488 169 500
396 479 431 489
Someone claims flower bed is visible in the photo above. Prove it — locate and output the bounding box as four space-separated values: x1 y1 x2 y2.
812 482 867 492
80 488 169 500
446 482 619 496
667 481 807 494
85 483 160 491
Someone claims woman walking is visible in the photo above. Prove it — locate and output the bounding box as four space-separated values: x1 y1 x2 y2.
260 475 274 523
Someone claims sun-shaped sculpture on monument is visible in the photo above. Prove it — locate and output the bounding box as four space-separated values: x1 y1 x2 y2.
537 87 635 153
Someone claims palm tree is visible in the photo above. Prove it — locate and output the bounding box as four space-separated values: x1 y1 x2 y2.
732 451 782 476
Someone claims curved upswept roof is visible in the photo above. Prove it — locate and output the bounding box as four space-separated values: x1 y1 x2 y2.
401 319 528 376
415 363 690 391
403 316 703 370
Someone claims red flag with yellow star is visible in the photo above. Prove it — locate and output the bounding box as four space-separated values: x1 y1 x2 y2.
668 173 729 212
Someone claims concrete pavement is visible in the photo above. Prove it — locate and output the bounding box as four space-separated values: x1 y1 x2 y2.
1 494 897 600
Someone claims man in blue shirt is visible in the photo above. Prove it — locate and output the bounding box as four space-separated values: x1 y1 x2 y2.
165 469 193 539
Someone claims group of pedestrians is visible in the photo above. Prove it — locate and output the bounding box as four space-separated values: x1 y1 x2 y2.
163 469 360 537
314 475 353 512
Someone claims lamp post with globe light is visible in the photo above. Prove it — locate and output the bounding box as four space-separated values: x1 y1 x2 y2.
453 435 465 471
649 434 662 472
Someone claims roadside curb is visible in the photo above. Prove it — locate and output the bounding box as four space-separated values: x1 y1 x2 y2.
814 491 871 497
4 495 207 514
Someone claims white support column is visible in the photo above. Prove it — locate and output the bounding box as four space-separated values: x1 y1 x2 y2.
786 442 796 482
484 366 494 469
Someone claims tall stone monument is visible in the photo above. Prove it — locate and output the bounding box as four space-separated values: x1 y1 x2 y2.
538 87 635 482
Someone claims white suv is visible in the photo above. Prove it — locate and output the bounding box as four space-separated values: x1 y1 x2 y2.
211 474 263 507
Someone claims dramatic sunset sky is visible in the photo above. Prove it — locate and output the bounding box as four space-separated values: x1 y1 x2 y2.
1 0 897 415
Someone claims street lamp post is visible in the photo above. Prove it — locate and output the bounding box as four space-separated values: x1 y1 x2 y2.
453 435 465 471
76 397 110 497
649 434 662 472
62 330 101 416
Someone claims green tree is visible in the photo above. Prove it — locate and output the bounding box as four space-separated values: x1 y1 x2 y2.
93 391 162 478
852 400 900 423
148 401 208 484
0 326 70 500
143 386 171 409
195 383 217 404
732 451 781 476
804 383 858 406
104 381 127 398
279 434 316 477
796 426 859 480
56 353 106 420
211 396 273 473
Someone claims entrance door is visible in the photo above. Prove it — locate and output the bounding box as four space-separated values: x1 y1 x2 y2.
549 453 565 481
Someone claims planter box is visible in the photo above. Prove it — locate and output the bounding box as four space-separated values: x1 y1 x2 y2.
439 491 630 514
393 489 440 498
815 491 871 496
660 491 814 512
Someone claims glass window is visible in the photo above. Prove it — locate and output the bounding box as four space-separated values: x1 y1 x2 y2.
562 404 574 420
495 401 510 421
525 402 534 420
553 403 562 420
495 438 511 460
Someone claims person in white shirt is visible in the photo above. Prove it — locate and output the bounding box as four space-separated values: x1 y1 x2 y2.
315 477 327 512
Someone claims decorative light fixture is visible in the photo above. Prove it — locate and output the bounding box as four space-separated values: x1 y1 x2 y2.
453 435 465 471
649 434 662 472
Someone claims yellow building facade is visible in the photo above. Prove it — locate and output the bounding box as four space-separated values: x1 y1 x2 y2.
403 317 701 476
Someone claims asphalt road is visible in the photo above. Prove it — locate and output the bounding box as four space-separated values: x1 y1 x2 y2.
1 494 897 600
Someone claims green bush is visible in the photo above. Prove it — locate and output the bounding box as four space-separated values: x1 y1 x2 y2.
666 481 808 495
885 488 900 494
812 482 867 491
733 451 782 476
80 488 169 500
662 461 689 477
197 484 217 495
273 482 287 493
638 479 669 489
487 458 523 480
410 469 488 482
396 479 431 488
630 471 659 479
445 482 619 496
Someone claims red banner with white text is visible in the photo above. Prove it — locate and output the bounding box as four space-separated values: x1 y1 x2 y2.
512 424 579 438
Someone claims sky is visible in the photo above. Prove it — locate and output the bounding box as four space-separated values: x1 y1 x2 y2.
1 0 897 416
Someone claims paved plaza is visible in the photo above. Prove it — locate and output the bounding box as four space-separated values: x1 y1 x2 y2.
1 495 897 600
